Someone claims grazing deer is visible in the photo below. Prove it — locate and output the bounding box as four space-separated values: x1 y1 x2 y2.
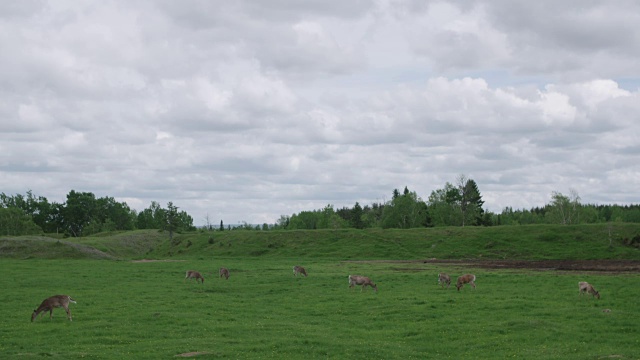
185 270 205 284
348 275 378 292
438 273 451 289
579 281 600 299
219 267 230 280
293 265 308 277
31 295 76 322
456 274 476 291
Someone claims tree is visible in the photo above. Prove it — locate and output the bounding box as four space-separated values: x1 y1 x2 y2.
166 202 179 243
381 187 428 229
361 202 385 228
276 215 289 229
547 190 581 225
0 207 42 236
136 201 165 230
288 211 318 229
351 202 364 229
317 204 347 229
91 196 135 234
60 190 98 237
204 213 213 231
427 182 461 226
427 176 485 227
219 220 224 231
1 190 58 232
457 175 485 226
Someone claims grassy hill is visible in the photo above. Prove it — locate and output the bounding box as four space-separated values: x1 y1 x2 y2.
0 229 166 260
5 223 638 261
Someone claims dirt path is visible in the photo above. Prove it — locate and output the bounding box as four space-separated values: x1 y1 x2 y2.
346 259 640 273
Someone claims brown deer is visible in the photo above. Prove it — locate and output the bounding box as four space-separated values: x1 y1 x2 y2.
31 295 76 322
579 281 600 299
348 275 378 292
293 265 308 277
219 267 230 280
456 274 476 291
438 273 451 289
185 270 205 284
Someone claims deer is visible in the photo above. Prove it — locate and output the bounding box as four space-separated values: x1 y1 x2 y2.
438 273 451 289
456 274 476 291
219 267 230 280
31 295 76 322
184 270 205 284
293 265 308 277
348 275 378 292
579 281 600 299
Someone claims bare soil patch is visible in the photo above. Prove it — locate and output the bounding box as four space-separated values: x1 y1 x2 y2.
175 351 210 357
346 259 640 273
429 259 640 272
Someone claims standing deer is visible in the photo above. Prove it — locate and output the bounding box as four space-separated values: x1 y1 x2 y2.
456 274 476 291
31 295 76 322
185 270 205 284
438 273 451 289
579 281 600 299
219 267 230 280
293 265 308 277
348 275 378 292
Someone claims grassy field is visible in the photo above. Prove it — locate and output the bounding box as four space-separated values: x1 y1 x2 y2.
1 258 638 359
154 224 640 261
1 224 639 358
2 224 640 261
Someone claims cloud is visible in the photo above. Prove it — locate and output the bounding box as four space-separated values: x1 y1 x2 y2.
1 0 639 225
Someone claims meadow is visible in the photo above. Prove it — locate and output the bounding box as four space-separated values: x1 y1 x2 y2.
1 225 639 358
1 258 638 359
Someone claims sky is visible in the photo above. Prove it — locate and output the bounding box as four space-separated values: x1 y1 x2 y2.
1 0 639 226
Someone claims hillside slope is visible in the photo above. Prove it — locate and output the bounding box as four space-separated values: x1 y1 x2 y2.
0 230 166 260
153 223 640 261
2 224 639 261
0 236 116 259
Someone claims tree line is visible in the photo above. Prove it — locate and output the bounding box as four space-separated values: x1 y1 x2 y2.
2 175 640 236
280 174 486 230
0 190 195 237
276 175 640 230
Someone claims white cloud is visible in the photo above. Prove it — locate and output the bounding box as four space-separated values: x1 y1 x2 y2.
1 0 639 225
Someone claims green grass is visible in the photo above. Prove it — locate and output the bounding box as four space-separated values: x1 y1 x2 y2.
0 230 166 260
1 259 639 359
1 225 639 358
156 224 640 261
3 224 640 261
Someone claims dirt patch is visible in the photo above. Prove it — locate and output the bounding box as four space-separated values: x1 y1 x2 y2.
346 259 640 273
131 259 185 263
429 259 640 272
175 352 210 357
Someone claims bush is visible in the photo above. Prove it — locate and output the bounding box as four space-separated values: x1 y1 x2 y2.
623 234 640 248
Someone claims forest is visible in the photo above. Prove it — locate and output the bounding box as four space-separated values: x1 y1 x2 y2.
2 175 639 237
0 190 194 237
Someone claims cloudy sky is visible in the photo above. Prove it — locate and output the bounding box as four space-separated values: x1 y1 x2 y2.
2 1 639 226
